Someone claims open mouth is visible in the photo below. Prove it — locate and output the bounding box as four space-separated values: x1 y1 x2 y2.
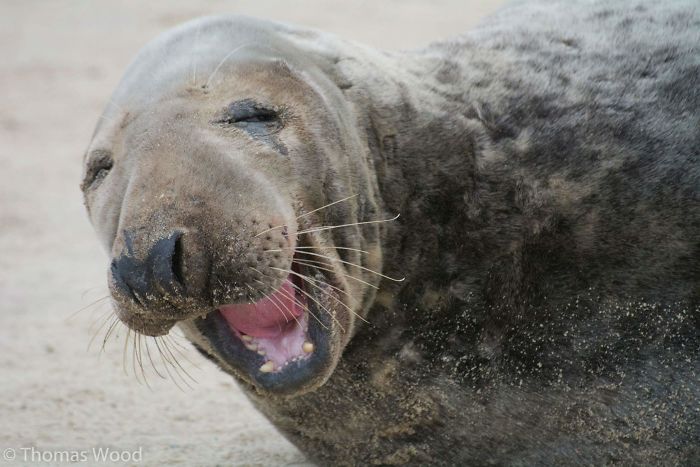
219 263 314 373
193 252 340 394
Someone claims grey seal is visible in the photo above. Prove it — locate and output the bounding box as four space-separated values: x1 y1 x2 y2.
81 0 699 464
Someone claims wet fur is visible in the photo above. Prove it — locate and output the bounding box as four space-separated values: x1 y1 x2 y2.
86 0 699 465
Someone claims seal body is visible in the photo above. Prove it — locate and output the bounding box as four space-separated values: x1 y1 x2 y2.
82 0 699 465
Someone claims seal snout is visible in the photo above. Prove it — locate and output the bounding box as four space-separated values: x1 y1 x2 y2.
110 230 187 304
108 212 297 337
108 229 200 336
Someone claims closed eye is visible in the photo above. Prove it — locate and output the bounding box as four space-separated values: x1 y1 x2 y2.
81 149 113 191
216 98 280 125
212 98 286 154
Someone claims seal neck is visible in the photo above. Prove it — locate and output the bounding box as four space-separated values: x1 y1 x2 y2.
333 45 490 284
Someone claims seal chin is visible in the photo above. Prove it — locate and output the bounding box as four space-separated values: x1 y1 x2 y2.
193 258 341 396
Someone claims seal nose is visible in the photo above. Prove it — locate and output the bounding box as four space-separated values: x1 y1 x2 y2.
110 230 186 304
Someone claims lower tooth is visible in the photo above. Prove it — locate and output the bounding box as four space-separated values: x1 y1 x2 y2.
257 350 266 356
259 361 274 373
302 341 314 353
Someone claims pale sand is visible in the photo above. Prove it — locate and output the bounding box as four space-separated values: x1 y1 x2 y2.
0 1 502 465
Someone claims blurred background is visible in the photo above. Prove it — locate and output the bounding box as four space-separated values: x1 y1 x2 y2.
0 1 503 465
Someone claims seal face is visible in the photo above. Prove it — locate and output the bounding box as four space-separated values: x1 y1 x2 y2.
81 18 384 396
83 4 699 465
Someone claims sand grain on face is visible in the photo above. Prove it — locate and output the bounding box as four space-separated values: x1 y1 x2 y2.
0 1 501 465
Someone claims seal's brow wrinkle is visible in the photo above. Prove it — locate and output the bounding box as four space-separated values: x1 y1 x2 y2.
82 6 699 465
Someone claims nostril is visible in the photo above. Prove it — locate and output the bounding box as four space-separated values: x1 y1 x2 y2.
109 257 145 306
172 233 186 287
149 230 186 296
110 259 127 292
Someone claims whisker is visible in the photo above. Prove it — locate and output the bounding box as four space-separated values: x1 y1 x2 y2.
296 250 404 282
122 328 131 377
161 336 198 385
275 279 331 332
161 337 193 386
290 261 355 302
80 286 100 299
245 282 277 305
88 304 114 328
296 193 358 220
250 268 328 331
296 214 400 236
265 245 370 255
101 316 121 354
191 23 202 86
158 336 192 390
270 267 344 332
158 336 188 387
254 193 358 238
254 279 306 329
145 336 167 379
270 293 301 327
164 329 195 351
292 258 380 290
286 266 368 325
302 276 371 324
204 43 254 89
87 309 116 352
246 281 284 332
132 329 141 385
247 283 292 325
154 337 186 392
69 295 111 321
138 334 150 388
164 334 201 370
250 271 309 328
80 285 108 301
136 334 151 389
87 304 113 333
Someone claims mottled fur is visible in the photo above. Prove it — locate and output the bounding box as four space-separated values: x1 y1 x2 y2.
83 0 699 465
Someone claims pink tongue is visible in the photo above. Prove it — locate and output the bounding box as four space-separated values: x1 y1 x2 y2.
219 279 305 338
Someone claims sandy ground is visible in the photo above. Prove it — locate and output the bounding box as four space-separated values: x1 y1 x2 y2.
0 1 502 465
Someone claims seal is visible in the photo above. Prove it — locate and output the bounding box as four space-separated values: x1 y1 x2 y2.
81 1 700 464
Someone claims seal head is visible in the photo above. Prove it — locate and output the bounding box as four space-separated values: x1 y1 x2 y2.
81 16 384 396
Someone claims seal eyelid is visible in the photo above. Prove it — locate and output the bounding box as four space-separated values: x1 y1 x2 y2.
81 149 114 191
216 98 280 125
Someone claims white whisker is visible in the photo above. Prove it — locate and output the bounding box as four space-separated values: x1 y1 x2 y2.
286 266 368 325
265 245 370 255
254 194 358 238
270 266 345 332
296 214 400 236
292 258 380 290
296 250 404 282
250 268 329 330
204 43 254 89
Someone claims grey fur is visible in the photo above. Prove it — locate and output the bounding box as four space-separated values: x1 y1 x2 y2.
82 0 699 465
